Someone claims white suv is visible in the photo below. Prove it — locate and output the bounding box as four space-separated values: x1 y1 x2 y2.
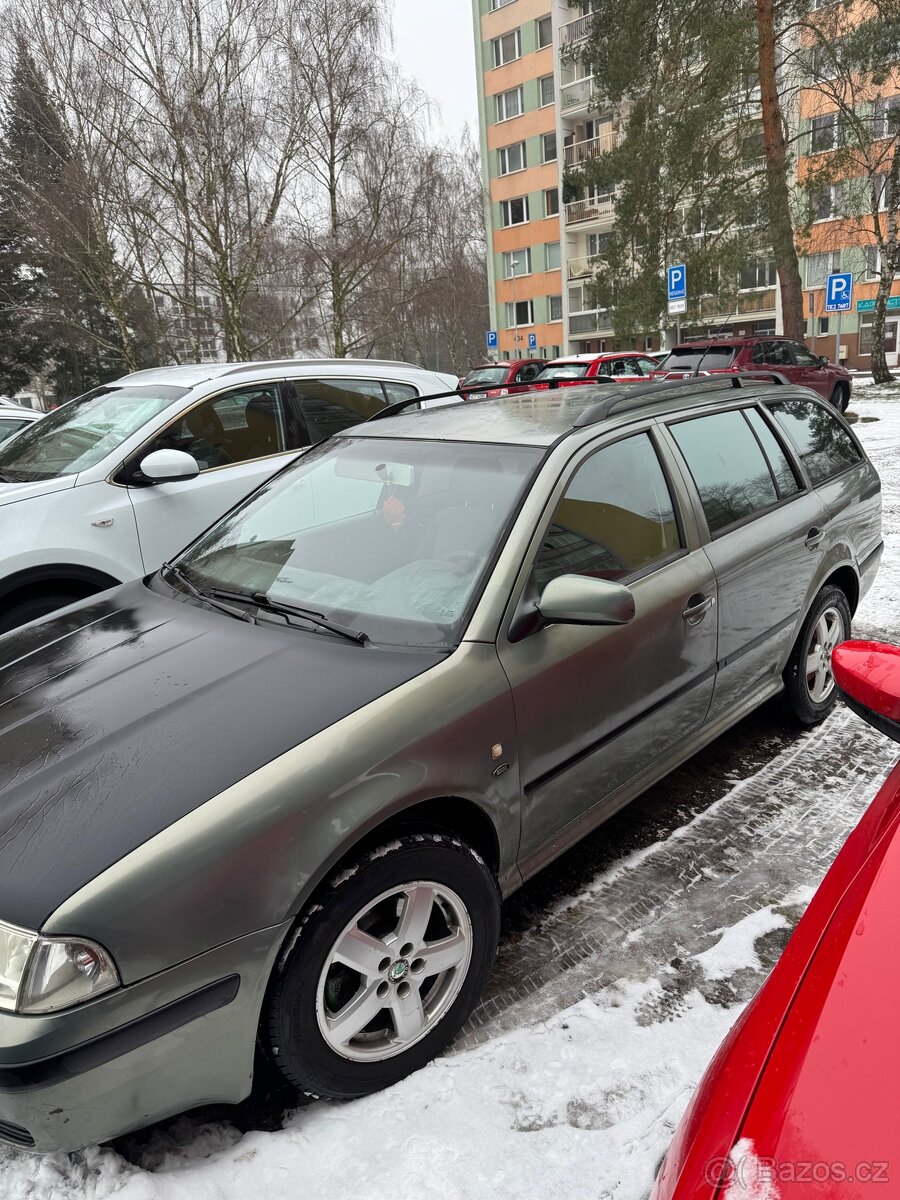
0 358 457 631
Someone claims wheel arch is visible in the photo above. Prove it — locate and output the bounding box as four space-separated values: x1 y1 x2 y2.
0 563 122 607
822 563 860 616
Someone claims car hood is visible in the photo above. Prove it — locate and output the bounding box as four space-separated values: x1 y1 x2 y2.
0 581 444 930
735 802 900 1184
0 474 76 507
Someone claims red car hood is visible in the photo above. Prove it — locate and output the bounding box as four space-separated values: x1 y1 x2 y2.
735 806 900 1194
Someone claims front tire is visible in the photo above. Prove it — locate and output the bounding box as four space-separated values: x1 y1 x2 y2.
783 585 851 725
0 590 86 635
264 833 500 1099
830 383 849 413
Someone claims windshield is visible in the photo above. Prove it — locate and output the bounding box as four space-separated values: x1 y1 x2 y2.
0 384 190 482
657 346 738 372
462 367 509 387
175 436 543 648
535 363 590 381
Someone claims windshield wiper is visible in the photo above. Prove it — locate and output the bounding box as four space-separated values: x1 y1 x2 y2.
207 587 368 644
161 562 257 624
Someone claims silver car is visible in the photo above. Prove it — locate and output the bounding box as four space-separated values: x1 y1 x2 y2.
0 374 881 1151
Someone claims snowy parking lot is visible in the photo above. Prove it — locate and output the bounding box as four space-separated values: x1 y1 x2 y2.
4 390 900 1200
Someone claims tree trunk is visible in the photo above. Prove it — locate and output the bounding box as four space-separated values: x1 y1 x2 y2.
871 141 900 384
756 0 805 341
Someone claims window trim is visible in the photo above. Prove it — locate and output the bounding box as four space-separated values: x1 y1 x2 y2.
538 73 555 107
664 403 808 541
498 141 528 176
536 14 553 48
500 195 530 227
491 28 522 68
494 86 525 123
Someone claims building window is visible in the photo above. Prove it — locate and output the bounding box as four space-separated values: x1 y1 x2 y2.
860 315 899 356
542 131 557 162
548 294 563 321
490 0 516 10
546 241 561 270
810 112 842 153
536 15 552 48
806 250 841 288
544 187 560 216
874 96 900 139
741 132 765 162
502 248 532 277
587 231 613 256
506 299 534 327
810 182 844 222
753 319 777 336
495 86 525 122
498 142 527 174
818 316 830 335
492 29 521 68
500 196 529 227
539 74 555 107
739 260 776 290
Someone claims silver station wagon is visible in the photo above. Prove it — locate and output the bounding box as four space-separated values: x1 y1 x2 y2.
0 374 881 1151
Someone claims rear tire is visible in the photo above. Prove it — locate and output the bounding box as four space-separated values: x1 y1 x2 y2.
263 833 500 1099
783 585 851 725
0 590 85 635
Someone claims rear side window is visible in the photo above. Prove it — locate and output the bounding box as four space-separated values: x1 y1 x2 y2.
533 432 682 589
671 409 780 534
659 346 738 372
289 378 389 443
767 399 861 485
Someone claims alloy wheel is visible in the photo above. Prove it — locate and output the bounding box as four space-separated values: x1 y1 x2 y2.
316 881 473 1062
806 606 845 703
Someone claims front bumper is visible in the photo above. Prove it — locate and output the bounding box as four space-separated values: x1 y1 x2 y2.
0 922 288 1153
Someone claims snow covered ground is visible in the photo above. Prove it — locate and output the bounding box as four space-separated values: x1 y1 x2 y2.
4 403 900 1200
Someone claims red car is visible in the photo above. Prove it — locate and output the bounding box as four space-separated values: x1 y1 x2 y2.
532 351 662 388
653 639 900 1199
458 359 546 399
653 336 853 411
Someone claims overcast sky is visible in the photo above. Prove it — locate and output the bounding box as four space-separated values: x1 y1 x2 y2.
390 1 480 144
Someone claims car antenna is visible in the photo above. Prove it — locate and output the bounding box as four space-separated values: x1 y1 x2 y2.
692 304 739 377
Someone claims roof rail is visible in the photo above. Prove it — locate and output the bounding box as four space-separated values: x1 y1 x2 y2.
221 356 423 376
572 370 790 428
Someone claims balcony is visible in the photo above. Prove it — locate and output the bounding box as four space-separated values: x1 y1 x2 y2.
559 12 593 48
567 255 595 280
564 130 618 166
569 310 611 336
565 194 615 225
561 76 597 111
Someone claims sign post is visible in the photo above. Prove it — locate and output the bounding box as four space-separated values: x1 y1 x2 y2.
667 264 687 343
825 272 853 367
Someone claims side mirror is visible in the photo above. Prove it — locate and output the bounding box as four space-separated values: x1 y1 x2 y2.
139 448 200 483
833 641 900 743
537 574 636 627
818 355 830 367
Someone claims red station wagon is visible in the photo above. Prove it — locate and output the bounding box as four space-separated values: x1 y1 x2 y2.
533 352 662 388
653 336 853 410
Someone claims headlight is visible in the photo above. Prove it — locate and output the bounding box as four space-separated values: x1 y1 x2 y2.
0 921 119 1014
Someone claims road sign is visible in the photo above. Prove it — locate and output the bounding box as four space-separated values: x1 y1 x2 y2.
486 330 498 350
825 272 853 313
667 264 687 302
528 332 538 351
857 296 900 312
667 298 687 316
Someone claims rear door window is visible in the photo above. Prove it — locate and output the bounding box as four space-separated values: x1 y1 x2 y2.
670 409 781 534
288 378 390 443
767 399 862 485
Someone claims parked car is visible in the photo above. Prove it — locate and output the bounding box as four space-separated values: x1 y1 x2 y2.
459 359 547 399
0 358 458 632
533 351 663 387
652 638 900 1199
0 405 42 444
653 336 853 410
0 373 881 1152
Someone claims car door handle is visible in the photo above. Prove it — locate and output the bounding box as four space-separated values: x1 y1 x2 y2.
683 594 715 624
805 527 824 550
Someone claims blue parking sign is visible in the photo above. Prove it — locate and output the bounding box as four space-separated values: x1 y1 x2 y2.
528 333 538 351
486 330 498 350
667 264 687 301
825 272 853 313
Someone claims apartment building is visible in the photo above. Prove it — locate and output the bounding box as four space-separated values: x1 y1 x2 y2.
473 0 900 368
